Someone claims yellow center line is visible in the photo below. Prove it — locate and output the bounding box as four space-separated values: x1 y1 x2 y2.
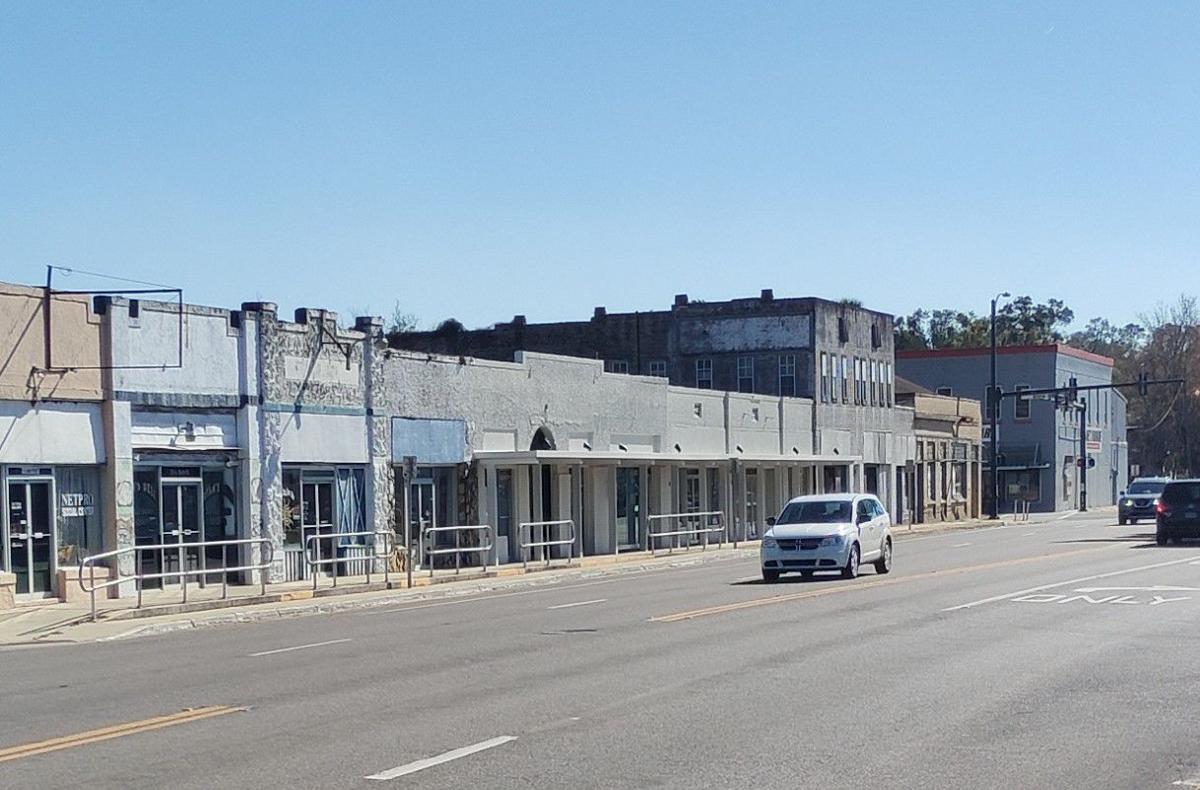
0 705 245 764
650 544 1117 623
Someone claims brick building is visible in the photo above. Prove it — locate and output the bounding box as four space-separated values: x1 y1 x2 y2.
395 290 896 401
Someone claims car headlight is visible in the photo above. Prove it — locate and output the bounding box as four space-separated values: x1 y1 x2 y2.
1153 498 1160 506
1124 499 1134 507
762 537 777 550
819 535 843 547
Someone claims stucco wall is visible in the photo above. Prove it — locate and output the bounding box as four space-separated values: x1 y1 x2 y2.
0 401 105 464
0 282 103 402
106 298 249 401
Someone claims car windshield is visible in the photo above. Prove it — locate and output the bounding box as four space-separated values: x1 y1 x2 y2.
1162 483 1200 506
777 500 852 524
1128 481 1166 495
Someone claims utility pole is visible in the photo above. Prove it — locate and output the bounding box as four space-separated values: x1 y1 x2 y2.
988 291 1010 519
1078 398 1088 513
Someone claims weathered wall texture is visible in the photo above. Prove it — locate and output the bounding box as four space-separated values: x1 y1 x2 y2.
106 298 249 404
0 283 103 402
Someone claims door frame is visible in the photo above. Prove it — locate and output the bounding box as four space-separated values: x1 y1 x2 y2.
3 467 59 600
614 466 642 552
158 471 205 587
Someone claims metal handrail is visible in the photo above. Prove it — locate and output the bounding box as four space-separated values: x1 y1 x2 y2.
646 511 726 555
79 537 275 622
420 524 493 577
519 519 576 570
1012 500 1031 522
304 530 394 591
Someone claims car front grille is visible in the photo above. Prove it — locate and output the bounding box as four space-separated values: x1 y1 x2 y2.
774 538 824 551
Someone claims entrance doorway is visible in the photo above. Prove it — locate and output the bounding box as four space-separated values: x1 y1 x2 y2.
409 477 436 568
6 477 55 597
160 478 203 585
616 468 641 550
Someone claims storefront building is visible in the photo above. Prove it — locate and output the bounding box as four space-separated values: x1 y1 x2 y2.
0 283 107 602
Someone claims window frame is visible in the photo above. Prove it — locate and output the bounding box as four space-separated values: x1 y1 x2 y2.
778 354 796 398
648 359 668 378
737 356 755 393
695 358 713 389
819 353 830 402
1014 384 1032 421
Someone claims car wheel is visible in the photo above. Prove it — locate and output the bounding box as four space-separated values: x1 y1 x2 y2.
762 568 780 583
874 538 892 575
841 544 860 579
1130 518 1138 525
1119 516 1127 525
1156 530 1168 546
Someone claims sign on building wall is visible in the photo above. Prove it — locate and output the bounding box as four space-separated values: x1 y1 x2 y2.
391 417 468 464
678 315 813 354
284 356 360 387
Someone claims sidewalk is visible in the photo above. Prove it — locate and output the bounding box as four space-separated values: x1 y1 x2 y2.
0 512 1100 647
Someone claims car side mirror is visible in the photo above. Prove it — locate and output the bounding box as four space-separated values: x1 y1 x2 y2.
1119 491 1125 497
766 517 776 527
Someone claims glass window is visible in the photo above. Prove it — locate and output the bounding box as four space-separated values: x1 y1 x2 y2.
869 361 877 406
608 360 629 374
133 467 161 545
649 360 668 378
936 386 953 396
779 354 796 397
820 353 830 402
55 467 103 563
777 499 852 524
737 357 754 393
283 468 302 545
841 356 849 402
696 359 713 389
1015 385 1031 420
203 468 238 542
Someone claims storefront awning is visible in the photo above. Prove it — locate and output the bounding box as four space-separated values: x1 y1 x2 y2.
472 450 861 465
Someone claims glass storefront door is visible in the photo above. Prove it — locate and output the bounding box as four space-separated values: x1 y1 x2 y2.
409 479 436 568
6 478 55 597
615 468 641 550
302 475 335 575
160 480 203 585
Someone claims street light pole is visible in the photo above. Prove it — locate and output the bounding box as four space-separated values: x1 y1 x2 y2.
989 292 1010 520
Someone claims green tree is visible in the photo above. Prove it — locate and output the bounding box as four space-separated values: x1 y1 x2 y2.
1129 296 1200 477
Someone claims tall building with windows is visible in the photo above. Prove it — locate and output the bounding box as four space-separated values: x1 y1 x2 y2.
896 345 1128 514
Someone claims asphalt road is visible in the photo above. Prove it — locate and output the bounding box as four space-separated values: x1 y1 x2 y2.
5 510 1200 789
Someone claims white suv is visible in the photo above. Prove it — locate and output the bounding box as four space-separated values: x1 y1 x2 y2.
760 494 893 582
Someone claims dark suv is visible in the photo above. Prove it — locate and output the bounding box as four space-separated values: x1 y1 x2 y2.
1120 477 1171 525
1156 480 1200 545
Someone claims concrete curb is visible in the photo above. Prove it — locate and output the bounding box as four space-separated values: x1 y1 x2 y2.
12 512 1107 645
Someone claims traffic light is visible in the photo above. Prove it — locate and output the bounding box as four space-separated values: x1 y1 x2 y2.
1137 372 1150 396
1067 377 1078 407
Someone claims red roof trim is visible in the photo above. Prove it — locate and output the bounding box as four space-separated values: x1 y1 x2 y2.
896 344 1113 367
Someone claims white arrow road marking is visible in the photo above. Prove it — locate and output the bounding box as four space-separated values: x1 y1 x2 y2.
366 736 518 781
1152 596 1191 606
1075 586 1200 593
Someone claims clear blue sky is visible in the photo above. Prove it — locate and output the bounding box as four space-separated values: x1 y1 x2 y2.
3 2 1198 330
